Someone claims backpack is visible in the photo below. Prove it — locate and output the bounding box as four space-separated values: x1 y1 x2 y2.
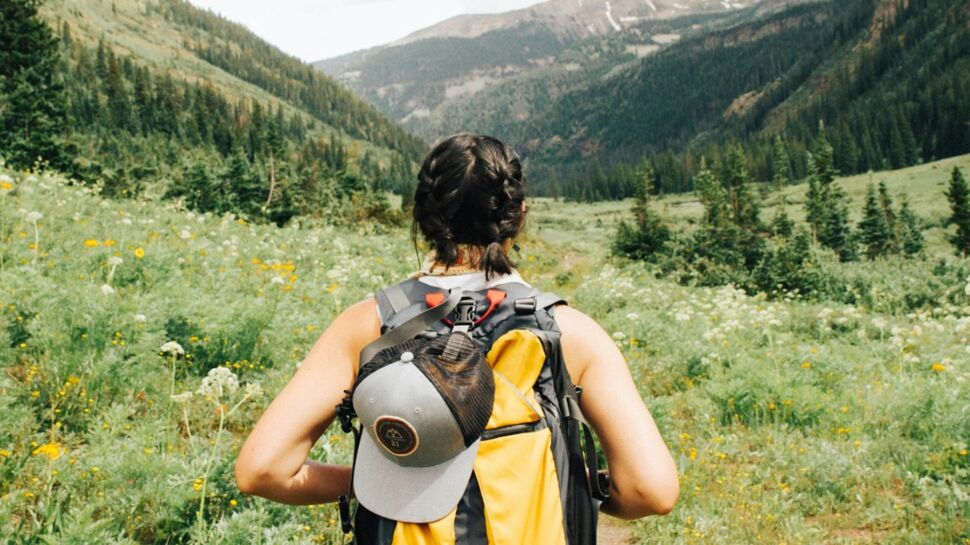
335 276 610 544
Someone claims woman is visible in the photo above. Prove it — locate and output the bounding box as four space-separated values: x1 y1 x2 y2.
234 133 679 531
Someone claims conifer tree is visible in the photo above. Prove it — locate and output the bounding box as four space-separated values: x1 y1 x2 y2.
945 166 970 256
805 121 854 261
897 195 924 257
0 0 72 171
725 146 760 231
771 135 792 190
858 182 890 259
804 159 824 241
877 180 898 252
771 198 794 238
695 159 731 232
612 161 670 261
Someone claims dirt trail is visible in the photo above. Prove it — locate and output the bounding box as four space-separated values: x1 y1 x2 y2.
598 515 636 544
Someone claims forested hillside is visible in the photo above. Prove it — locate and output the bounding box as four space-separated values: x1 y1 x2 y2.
399 0 970 200
12 0 427 224
314 0 782 127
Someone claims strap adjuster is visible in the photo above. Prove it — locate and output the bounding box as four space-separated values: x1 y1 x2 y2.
514 297 537 314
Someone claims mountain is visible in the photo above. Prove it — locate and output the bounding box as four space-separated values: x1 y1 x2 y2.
313 0 794 126
33 0 426 223
322 0 970 199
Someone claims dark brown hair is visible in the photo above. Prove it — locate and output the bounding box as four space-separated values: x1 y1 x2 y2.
412 133 526 279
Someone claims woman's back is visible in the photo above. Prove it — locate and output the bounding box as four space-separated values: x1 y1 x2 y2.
233 133 679 541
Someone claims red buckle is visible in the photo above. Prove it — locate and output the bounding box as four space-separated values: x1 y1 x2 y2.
425 289 507 326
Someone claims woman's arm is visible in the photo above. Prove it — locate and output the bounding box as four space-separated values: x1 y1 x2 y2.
554 304 679 519
234 297 381 505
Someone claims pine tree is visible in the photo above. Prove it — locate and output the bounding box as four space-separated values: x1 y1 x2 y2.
611 170 671 262
857 182 890 259
725 146 760 231
695 160 731 232
897 195 924 257
945 166 970 256
876 180 898 252
771 135 792 190
804 157 824 241
0 0 72 171
771 198 794 238
806 121 854 261
812 120 837 186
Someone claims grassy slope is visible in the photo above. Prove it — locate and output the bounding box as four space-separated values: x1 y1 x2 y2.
528 153 970 259
41 0 408 163
1 156 967 543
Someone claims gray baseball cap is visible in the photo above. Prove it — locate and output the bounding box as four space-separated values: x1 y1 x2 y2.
352 332 494 523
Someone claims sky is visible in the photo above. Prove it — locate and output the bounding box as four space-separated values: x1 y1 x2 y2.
188 0 547 63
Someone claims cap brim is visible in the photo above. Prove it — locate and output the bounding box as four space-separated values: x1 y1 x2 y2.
353 432 480 523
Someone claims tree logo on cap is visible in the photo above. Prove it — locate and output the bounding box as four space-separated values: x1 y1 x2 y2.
374 416 419 456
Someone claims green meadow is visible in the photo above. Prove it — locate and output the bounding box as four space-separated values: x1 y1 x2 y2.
1 155 968 544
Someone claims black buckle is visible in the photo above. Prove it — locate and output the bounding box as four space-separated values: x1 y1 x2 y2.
452 296 476 327
514 297 537 314
334 390 356 433
338 495 353 533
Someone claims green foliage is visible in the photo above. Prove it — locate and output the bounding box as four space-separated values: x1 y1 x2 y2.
611 161 671 260
898 195 925 257
945 166 970 255
806 123 857 262
770 135 792 189
0 0 72 172
857 182 891 259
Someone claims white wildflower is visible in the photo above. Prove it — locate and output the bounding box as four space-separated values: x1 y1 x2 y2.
159 340 185 357
270 276 285 285
121 217 132 225
170 391 194 403
107 256 123 266
198 367 239 398
0 173 12 183
100 284 115 295
625 312 640 321
25 211 42 223
133 313 147 323
179 229 191 240
611 331 626 340
243 382 263 399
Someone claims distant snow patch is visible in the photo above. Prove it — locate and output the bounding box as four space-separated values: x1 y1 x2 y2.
604 1 622 31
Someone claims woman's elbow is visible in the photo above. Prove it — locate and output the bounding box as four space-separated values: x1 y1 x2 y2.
623 473 680 518
235 456 278 496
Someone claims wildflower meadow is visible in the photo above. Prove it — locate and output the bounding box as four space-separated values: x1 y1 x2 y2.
1 162 968 544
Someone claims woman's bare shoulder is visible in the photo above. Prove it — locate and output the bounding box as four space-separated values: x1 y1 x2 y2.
551 303 616 385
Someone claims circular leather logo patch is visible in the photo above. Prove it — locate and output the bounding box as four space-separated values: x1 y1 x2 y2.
374 416 419 456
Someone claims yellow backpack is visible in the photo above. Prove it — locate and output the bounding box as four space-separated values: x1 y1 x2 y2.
335 278 609 545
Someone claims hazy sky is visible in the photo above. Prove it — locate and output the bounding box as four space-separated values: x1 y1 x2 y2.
188 0 546 63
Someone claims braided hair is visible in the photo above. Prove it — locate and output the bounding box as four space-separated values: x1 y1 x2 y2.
412 133 526 280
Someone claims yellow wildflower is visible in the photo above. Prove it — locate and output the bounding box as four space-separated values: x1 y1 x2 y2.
32 442 64 460
103 239 116 247
0 182 13 190
0 449 12 457
83 239 100 248
801 361 811 369
133 247 145 259
931 362 945 373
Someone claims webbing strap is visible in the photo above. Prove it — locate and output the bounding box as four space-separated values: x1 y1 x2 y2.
563 393 610 502
382 284 411 315
358 288 463 367
536 292 567 310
